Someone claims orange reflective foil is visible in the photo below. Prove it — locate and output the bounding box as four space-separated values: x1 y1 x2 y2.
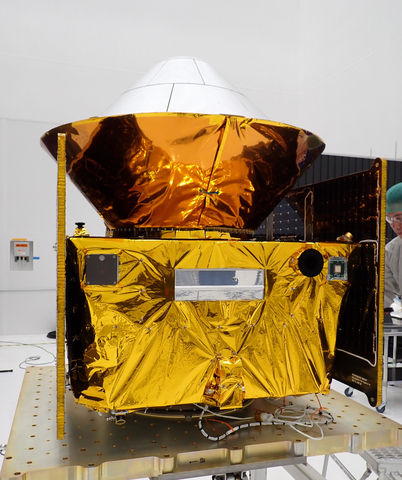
41 113 325 230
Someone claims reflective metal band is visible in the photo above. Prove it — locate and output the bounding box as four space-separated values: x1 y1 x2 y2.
175 268 264 301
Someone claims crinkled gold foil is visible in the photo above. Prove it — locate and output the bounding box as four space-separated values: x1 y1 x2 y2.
67 237 357 412
73 226 90 237
41 113 325 230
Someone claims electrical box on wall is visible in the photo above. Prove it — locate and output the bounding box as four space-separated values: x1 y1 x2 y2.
10 239 34 271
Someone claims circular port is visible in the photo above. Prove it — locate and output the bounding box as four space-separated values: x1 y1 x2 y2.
298 249 324 277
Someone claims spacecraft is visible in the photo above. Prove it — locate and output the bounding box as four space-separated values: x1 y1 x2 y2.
41 57 385 427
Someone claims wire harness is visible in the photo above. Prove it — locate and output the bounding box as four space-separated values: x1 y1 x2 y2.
195 395 334 442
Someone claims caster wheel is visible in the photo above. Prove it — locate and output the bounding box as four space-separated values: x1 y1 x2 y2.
376 403 386 414
344 387 354 397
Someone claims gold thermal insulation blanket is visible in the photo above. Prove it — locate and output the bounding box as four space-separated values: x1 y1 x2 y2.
66 237 359 413
41 113 325 230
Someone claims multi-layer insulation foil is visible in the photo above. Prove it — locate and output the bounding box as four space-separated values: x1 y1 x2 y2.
66 236 361 412
41 113 325 231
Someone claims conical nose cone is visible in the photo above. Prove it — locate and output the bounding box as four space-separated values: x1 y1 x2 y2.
41 57 325 232
102 56 268 119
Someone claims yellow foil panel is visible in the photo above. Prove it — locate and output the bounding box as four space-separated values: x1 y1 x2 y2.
66 238 357 412
41 113 325 230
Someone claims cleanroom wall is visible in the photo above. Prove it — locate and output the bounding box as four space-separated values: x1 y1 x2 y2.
0 118 107 334
0 119 57 334
299 0 402 159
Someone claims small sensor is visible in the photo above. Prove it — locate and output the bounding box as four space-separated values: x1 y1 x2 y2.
327 256 348 281
85 254 119 285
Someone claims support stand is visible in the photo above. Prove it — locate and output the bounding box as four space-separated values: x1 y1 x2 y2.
1 367 402 480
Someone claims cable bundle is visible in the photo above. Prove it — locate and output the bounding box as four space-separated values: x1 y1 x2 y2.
195 396 334 442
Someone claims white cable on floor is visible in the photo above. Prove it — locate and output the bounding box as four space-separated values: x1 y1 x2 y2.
0 340 56 369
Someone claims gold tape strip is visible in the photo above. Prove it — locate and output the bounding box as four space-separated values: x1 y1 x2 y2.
56 133 66 439
376 158 387 406
202 116 231 198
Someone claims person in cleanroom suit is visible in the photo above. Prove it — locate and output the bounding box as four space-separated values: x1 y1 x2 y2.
384 182 402 310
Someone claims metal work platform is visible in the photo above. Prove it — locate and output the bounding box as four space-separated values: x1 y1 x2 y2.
361 446 402 479
1 366 402 480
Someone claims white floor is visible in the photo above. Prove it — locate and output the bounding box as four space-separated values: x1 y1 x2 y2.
1 334 402 479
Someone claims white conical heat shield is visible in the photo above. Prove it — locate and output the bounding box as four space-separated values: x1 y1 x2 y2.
102 56 268 119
